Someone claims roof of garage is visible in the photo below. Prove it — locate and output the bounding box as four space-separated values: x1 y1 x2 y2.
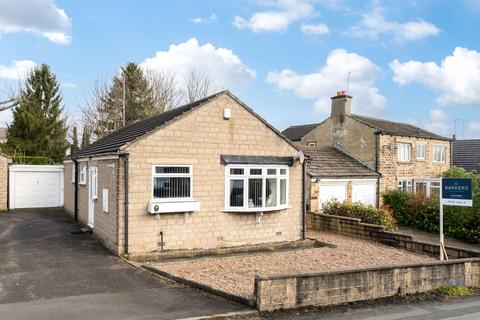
301 146 380 179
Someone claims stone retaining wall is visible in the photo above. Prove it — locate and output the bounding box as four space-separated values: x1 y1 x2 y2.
307 212 480 259
255 259 480 311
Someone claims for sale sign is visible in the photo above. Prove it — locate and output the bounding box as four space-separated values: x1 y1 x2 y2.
441 178 473 207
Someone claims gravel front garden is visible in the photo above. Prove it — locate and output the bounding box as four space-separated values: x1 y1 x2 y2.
148 231 436 300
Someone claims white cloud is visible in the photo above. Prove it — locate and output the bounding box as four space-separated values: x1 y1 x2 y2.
233 0 316 32
140 38 256 88
266 48 386 115
390 47 480 106
424 109 451 137
466 122 480 138
0 109 12 127
0 60 36 80
301 23 330 35
346 6 440 42
192 14 217 24
0 0 71 44
61 82 77 88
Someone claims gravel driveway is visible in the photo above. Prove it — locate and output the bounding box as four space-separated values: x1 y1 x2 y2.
150 231 436 300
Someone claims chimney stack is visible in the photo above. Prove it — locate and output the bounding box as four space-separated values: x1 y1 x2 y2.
330 90 352 123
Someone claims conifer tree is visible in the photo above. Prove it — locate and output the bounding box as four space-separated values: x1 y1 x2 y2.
81 125 91 148
71 126 79 149
5 64 68 163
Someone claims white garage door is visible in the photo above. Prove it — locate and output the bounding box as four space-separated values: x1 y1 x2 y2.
319 182 347 208
9 165 64 209
352 180 377 207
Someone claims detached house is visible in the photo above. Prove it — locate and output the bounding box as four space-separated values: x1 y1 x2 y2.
64 91 304 255
283 91 451 210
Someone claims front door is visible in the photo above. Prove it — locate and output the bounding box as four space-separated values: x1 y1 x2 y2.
88 167 97 227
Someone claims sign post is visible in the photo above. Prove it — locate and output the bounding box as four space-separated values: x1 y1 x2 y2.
440 178 473 260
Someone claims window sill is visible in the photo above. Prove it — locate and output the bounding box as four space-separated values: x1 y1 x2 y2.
148 200 200 214
397 161 411 164
223 206 290 213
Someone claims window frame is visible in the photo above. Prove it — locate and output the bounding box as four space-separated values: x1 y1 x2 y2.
416 143 426 161
397 142 411 162
89 166 98 200
79 165 87 185
102 188 109 213
224 164 289 212
398 179 413 193
71 164 76 183
307 141 316 147
433 144 447 163
151 165 193 202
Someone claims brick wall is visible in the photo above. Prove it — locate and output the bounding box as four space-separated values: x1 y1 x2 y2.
0 154 9 211
255 259 480 311
63 161 75 217
120 92 303 254
378 134 451 193
76 158 121 253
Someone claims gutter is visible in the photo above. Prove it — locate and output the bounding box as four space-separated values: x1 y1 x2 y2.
120 153 130 254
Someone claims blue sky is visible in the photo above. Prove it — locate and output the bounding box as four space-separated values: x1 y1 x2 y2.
1 0 480 138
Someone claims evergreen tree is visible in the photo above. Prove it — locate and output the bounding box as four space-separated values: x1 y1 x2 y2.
81 125 91 148
71 126 79 149
5 64 68 163
94 62 156 138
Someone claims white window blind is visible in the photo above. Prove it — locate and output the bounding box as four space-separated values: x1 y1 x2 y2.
152 165 192 200
433 145 446 163
397 143 411 162
416 144 425 160
102 188 109 213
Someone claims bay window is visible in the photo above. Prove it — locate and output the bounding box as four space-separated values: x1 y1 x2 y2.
152 165 192 201
225 165 288 211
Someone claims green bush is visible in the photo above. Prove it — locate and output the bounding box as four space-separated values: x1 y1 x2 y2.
322 200 397 231
382 167 480 244
12 155 50 165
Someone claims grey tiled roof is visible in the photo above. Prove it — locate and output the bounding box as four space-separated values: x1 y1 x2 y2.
349 114 450 141
301 146 380 178
75 90 299 158
282 123 319 141
452 139 480 173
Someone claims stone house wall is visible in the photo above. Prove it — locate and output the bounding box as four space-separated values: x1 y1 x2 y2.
0 153 10 211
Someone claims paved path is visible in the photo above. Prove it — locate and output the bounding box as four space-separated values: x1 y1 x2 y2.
0 209 248 320
397 226 480 252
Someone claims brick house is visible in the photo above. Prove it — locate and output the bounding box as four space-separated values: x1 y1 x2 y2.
283 91 451 206
0 153 11 211
64 91 305 255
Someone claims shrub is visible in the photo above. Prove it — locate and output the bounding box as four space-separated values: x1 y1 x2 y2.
12 155 50 165
382 167 480 244
437 285 472 297
322 200 397 231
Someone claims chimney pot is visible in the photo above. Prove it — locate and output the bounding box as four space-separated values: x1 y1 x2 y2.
330 90 352 122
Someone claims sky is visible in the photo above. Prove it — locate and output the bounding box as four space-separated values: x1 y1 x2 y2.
1 0 480 138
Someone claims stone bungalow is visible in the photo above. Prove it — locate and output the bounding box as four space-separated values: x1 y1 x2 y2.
284 91 451 208
64 91 305 255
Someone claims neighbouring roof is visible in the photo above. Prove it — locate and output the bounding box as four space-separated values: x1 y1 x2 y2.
349 114 450 141
282 123 319 141
301 146 380 178
75 90 299 158
0 127 6 140
452 139 480 173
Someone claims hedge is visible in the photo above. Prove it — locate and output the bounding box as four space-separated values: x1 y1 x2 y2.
382 167 480 244
12 156 50 165
322 200 397 231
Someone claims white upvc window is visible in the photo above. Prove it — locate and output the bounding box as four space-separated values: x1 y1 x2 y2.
433 145 446 163
398 179 413 193
397 143 411 162
307 141 316 146
416 143 426 160
90 167 98 200
71 164 76 183
79 165 87 185
152 165 193 201
225 165 289 212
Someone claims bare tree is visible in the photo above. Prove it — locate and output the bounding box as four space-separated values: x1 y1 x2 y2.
182 68 216 103
0 83 23 112
146 70 179 113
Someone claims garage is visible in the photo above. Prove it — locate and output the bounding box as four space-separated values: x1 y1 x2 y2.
9 165 64 209
301 146 380 212
319 181 347 207
352 180 377 206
